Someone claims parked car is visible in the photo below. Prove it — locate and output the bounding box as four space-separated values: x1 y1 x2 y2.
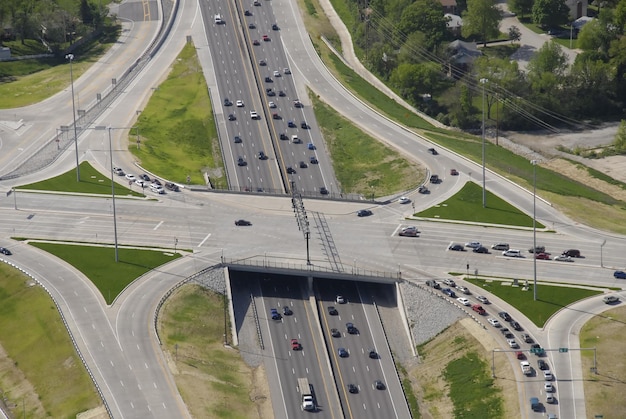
473 246 489 254
465 241 481 249
234 219 252 226
448 243 465 251
399 226 419 237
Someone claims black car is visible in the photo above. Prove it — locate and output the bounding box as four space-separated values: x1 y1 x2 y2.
0 247 12 255
299 161 308 168
266 88 275 97
327 306 338 315
140 174 150 181
271 23 279 30
258 151 267 160
538 359 548 370
279 133 288 140
259 59 266 66
331 328 341 337
347 384 358 394
418 185 429 194
248 22 256 29
264 76 273 82
346 322 358 334
237 157 246 166
320 187 329 195
234 135 242 143
357 209 373 217
278 90 286 96
244 9 252 15
286 166 296 174
448 244 464 251
234 219 252 226
430 174 440 183
374 380 386 390
501 328 514 338
368 349 378 359
282 306 293 315
152 179 162 186
228 113 236 121
224 98 232 106
498 311 512 321
301 121 309 129
511 321 522 331
529 245 546 253
473 246 489 254
427 147 438 155
309 156 318 164
165 182 180 192
287 120 297 128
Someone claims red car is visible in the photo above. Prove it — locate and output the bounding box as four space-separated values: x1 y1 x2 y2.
291 339 302 350
516 351 526 360
472 304 486 315
535 252 550 260
262 34 270 41
450 169 459 175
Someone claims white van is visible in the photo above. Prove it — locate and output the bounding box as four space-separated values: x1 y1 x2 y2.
291 135 302 144
502 249 522 257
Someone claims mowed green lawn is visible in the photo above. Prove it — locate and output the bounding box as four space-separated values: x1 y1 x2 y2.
29 242 181 304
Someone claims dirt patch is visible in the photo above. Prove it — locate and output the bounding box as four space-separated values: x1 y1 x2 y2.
0 343 46 418
407 319 520 419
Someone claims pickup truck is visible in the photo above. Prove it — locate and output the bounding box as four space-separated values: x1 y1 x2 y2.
520 361 532 375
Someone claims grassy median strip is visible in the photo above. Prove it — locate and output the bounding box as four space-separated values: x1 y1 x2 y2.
133 42 224 187
466 277 600 327
0 263 101 417
18 161 144 197
29 242 180 304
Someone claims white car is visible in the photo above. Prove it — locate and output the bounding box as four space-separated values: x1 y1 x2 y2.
487 318 501 327
465 241 481 249
554 254 573 262
113 167 124 175
507 339 518 348
502 249 522 257
456 297 470 306
543 370 553 380
125 173 136 181
250 110 259 119
476 295 490 304
336 295 346 304
273 70 281 77
236 99 244 107
398 196 411 204
399 226 419 237
268 101 276 108
135 179 146 187
544 382 554 392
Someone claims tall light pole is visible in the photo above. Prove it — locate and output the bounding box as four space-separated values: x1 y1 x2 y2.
66 53 80 181
531 159 538 301
480 78 488 208
95 126 122 262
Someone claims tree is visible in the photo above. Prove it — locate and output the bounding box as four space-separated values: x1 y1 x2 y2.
398 0 448 51
528 41 569 77
509 0 534 19
508 25 521 42
531 0 570 29
614 120 626 153
461 0 502 47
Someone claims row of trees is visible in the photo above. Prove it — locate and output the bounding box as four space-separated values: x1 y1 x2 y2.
349 0 626 131
0 0 104 51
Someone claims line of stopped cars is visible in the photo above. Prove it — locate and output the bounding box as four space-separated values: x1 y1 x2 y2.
446 241 586 262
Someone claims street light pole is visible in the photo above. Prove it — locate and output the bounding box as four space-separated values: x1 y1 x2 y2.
107 128 119 262
531 159 538 301
480 78 488 208
66 54 80 182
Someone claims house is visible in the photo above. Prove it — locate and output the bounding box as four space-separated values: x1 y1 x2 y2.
440 0 457 15
446 40 482 77
445 13 462 37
